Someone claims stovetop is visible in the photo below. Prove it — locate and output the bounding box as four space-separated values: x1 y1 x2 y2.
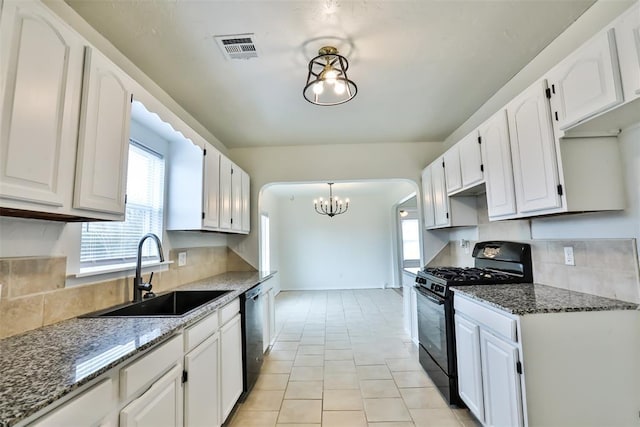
421 267 517 282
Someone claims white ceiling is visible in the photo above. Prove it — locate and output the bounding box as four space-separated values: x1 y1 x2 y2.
65 0 595 149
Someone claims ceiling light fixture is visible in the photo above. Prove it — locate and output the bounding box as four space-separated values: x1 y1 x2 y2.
314 183 349 218
303 46 357 106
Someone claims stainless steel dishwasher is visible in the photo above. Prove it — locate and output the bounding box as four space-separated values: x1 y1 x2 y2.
240 284 263 399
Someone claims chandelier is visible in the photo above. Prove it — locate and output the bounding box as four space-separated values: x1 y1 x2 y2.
314 183 349 218
303 46 357 106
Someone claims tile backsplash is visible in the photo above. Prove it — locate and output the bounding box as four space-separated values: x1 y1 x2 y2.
0 246 255 339
429 238 640 304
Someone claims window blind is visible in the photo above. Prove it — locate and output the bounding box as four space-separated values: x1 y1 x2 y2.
80 141 165 268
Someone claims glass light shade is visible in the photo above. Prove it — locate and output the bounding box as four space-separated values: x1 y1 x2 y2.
303 46 357 106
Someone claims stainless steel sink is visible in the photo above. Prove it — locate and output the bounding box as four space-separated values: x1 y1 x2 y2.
82 290 232 318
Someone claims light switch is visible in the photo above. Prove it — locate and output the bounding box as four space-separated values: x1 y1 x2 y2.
178 252 187 266
564 246 575 266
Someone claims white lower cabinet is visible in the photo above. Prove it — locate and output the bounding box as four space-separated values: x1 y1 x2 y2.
454 295 525 426
454 314 484 423
184 334 220 427
120 364 183 427
454 297 524 427
30 378 116 427
220 312 243 423
262 284 276 352
479 329 523 427
454 292 640 427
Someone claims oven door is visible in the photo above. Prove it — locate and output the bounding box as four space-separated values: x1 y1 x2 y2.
415 285 449 372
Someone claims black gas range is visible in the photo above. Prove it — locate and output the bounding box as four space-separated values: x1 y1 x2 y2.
414 241 532 406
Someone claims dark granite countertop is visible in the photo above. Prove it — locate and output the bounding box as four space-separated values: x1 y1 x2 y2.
0 271 275 427
452 283 639 316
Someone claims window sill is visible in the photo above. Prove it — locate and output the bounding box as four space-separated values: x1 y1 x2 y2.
66 261 174 287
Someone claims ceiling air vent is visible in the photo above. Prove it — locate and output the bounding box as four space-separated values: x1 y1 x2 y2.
214 34 258 60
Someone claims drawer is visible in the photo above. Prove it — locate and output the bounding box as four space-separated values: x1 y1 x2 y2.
219 298 240 325
184 310 219 352
120 334 182 401
454 295 517 342
31 377 115 426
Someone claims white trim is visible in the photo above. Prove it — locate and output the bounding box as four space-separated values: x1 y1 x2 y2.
66 260 173 287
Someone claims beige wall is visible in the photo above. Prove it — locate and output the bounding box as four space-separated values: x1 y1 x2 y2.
0 247 254 339
229 141 442 267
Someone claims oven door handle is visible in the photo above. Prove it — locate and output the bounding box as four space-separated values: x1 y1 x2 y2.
414 286 445 305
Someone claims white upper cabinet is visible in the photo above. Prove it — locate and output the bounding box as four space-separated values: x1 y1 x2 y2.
422 158 478 230
479 110 517 219
444 131 483 197
421 166 436 229
241 169 250 233
231 164 242 232
0 0 83 211
202 147 221 229
507 80 562 215
614 1 640 102
546 28 623 131
166 140 222 231
443 146 462 194
458 131 484 189
219 159 249 234
431 157 450 227
74 46 132 217
219 156 232 230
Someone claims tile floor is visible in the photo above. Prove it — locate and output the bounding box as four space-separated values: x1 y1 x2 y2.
228 289 480 427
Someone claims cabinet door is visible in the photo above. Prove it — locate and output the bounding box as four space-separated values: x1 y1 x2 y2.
203 147 221 229
459 131 484 188
431 158 450 227
120 364 183 427
231 164 242 231
262 289 271 353
241 169 250 233
547 29 623 130
32 378 115 427
615 2 640 102
480 329 523 427
74 47 132 216
443 146 462 194
421 166 436 228
185 334 220 427
0 0 82 208
479 110 517 219
219 156 232 230
220 313 243 422
507 80 562 215
454 314 485 423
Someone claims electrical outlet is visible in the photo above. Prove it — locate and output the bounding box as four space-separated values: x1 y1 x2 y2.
564 246 575 266
178 252 187 267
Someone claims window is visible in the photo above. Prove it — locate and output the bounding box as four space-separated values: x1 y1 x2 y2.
80 141 165 270
401 218 420 262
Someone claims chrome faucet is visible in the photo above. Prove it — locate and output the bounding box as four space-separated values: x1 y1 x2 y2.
133 233 165 302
